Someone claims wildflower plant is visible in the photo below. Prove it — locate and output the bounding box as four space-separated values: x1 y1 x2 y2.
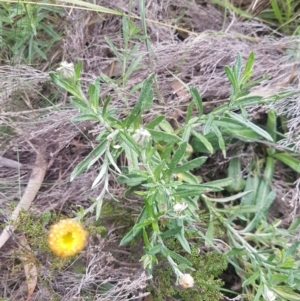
0 1 63 63
50 52 300 300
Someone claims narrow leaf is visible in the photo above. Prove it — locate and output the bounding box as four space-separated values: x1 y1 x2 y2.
190 87 203 117
227 111 273 141
70 140 107 181
167 142 187 175
191 130 213 153
148 129 181 143
173 157 207 173
124 74 154 128
271 152 300 173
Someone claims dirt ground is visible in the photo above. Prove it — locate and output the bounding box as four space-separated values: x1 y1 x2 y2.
1 0 300 300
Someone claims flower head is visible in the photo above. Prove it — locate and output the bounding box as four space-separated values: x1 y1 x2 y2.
56 61 75 79
179 273 194 288
47 219 88 258
173 202 188 213
132 128 151 146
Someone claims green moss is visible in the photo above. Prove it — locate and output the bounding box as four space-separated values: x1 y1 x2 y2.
14 210 50 253
151 248 227 301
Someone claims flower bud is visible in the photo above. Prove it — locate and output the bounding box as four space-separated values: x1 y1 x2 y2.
173 202 188 213
179 273 194 288
132 128 151 146
56 61 75 79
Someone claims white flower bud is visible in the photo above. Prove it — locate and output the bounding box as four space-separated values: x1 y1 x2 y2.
263 286 276 301
173 202 188 213
132 128 151 146
179 273 194 288
57 61 75 79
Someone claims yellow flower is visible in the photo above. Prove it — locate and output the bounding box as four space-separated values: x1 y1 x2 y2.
47 219 88 258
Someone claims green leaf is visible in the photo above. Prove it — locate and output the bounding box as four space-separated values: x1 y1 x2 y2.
69 96 89 111
182 125 192 143
273 286 300 300
213 117 244 129
72 114 99 122
224 66 236 88
146 245 162 255
88 77 100 112
227 111 273 141
146 115 165 129
119 131 140 154
241 174 259 206
104 37 123 64
124 55 143 82
142 228 150 248
117 173 148 186
271 152 300 173
190 87 203 117
289 217 300 231
153 160 166 181
120 207 148 246
234 95 263 108
253 283 263 301
241 51 254 84
206 177 233 188
70 139 107 181
233 53 242 81
74 61 82 80
159 119 175 134
173 186 209 198
92 162 108 189
167 249 192 266
266 109 277 142
166 142 187 175
211 95 263 115
95 193 104 220
202 191 252 203
205 213 214 246
176 171 201 184
191 132 221 153
191 130 213 153
123 143 139 170
50 72 86 102
124 74 154 128
106 150 122 174
241 189 276 233
286 241 300 257
242 271 259 287
270 0 283 24
224 127 263 141
173 157 207 173
147 129 181 143
175 222 191 253
225 157 246 192
160 227 182 239
102 95 112 115
211 125 226 158
174 184 222 198
226 247 245 257
186 101 194 123
203 114 214 135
